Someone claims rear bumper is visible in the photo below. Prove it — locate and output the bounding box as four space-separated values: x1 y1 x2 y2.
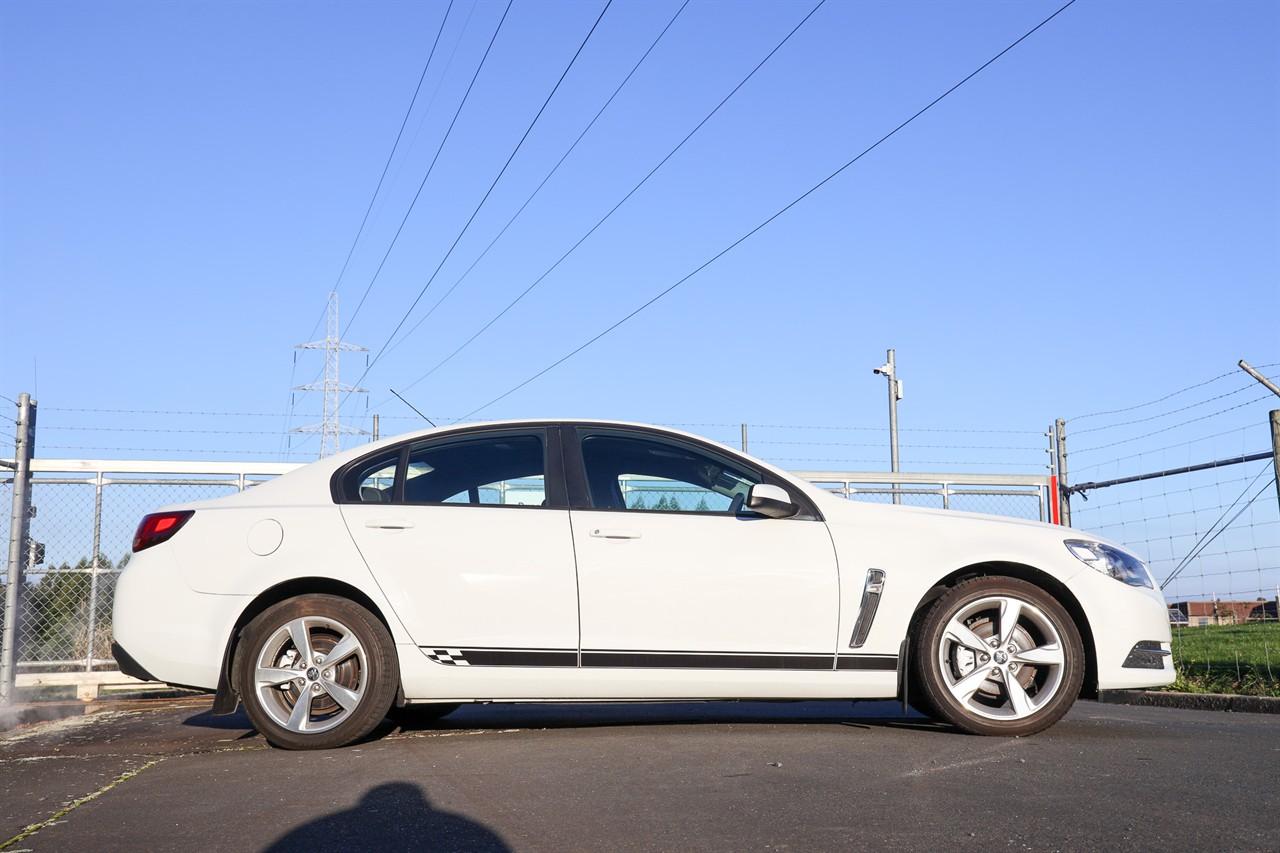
111 641 158 682
112 543 248 691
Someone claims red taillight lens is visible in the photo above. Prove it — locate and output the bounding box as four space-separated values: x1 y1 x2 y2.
132 511 195 553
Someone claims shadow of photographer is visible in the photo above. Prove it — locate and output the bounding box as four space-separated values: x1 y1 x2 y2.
262 781 510 852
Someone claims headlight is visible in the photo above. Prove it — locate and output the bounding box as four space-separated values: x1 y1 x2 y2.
1064 539 1154 588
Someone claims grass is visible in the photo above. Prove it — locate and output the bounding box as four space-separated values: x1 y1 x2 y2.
1168 621 1280 697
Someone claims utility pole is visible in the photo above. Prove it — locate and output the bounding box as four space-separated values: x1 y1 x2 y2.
873 349 903 504
1 393 36 706
293 292 368 458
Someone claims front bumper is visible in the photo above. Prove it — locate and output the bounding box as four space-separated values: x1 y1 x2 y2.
1071 568 1176 690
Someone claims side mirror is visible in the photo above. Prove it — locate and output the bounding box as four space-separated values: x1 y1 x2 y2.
746 483 797 519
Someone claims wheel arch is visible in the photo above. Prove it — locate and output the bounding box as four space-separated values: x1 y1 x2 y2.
212 577 404 715
906 561 1098 699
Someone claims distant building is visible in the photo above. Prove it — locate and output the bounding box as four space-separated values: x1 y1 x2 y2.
1169 599 1278 627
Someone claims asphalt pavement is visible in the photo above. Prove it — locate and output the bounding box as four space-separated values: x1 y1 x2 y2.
1 697 1277 852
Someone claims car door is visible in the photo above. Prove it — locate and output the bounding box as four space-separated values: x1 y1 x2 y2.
565 426 840 669
339 426 579 662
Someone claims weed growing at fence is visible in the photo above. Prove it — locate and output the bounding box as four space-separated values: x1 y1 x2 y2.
1170 622 1280 697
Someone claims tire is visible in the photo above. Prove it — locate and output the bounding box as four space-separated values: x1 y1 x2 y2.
913 576 1084 736
235 594 398 750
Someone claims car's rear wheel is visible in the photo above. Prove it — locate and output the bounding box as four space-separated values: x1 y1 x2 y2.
913 576 1083 736
235 594 397 750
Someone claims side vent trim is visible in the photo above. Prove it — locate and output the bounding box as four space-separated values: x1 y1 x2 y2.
848 568 886 648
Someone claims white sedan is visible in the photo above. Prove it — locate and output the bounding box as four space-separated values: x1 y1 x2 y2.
112 420 1175 749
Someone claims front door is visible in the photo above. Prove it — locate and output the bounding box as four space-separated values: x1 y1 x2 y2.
339 428 579 660
566 428 839 668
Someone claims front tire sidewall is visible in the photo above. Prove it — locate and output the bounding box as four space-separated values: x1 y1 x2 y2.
236 595 398 750
915 577 1084 736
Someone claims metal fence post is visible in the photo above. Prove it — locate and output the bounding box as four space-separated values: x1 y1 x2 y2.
740 423 748 453
1 393 37 705
83 471 104 672
1270 409 1280 518
1054 418 1071 527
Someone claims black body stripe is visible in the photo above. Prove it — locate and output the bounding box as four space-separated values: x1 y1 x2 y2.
582 651 835 670
836 655 898 671
421 646 900 671
451 649 577 667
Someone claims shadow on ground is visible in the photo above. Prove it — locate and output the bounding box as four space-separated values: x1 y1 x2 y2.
262 782 510 852
182 698 948 742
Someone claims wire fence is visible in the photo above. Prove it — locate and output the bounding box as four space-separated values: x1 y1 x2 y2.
7 366 1279 700
1062 366 1280 696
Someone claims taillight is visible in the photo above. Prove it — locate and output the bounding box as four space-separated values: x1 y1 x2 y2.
132 511 195 552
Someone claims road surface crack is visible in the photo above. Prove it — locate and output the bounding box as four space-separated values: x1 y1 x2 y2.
0 758 164 851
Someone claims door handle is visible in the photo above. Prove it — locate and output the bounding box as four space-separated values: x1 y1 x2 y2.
590 528 641 540
365 519 415 530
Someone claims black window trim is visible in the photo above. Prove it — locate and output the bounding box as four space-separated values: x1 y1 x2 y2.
331 423 569 510
560 424 822 521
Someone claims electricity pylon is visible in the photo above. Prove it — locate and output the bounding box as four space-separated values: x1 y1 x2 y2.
293 292 367 457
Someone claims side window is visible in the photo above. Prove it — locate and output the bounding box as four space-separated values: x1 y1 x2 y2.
345 451 400 503
403 434 545 506
580 433 761 513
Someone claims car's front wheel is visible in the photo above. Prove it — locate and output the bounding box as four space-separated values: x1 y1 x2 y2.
235 594 398 750
914 576 1084 736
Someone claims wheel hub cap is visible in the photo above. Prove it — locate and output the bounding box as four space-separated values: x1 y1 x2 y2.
305 666 320 681
937 594 1067 721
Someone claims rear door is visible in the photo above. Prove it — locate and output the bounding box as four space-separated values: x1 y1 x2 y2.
338 427 579 662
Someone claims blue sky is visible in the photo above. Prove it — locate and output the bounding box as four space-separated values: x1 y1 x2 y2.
1 0 1276 469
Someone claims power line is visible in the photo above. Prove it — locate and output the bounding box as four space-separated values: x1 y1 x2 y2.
391 0 828 400
341 0 516 341
283 4 455 455
378 0 692 365
458 0 1080 420
345 0 615 405
331 0 456 312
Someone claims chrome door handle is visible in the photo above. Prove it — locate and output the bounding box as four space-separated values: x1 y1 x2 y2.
365 519 415 530
590 528 641 540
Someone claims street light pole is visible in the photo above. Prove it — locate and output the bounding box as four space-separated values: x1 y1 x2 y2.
873 349 903 504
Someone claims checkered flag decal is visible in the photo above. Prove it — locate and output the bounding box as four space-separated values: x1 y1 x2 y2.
427 649 470 666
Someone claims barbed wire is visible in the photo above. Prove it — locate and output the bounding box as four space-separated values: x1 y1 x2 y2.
1066 361 1278 421
1070 382 1261 436
764 456 1035 467
1071 396 1272 455
751 439 1043 450
43 426 293 436
1070 425 1263 474
39 444 303 457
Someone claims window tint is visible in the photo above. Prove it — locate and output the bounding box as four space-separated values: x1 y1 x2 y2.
345 452 400 504
580 433 761 513
403 434 545 506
